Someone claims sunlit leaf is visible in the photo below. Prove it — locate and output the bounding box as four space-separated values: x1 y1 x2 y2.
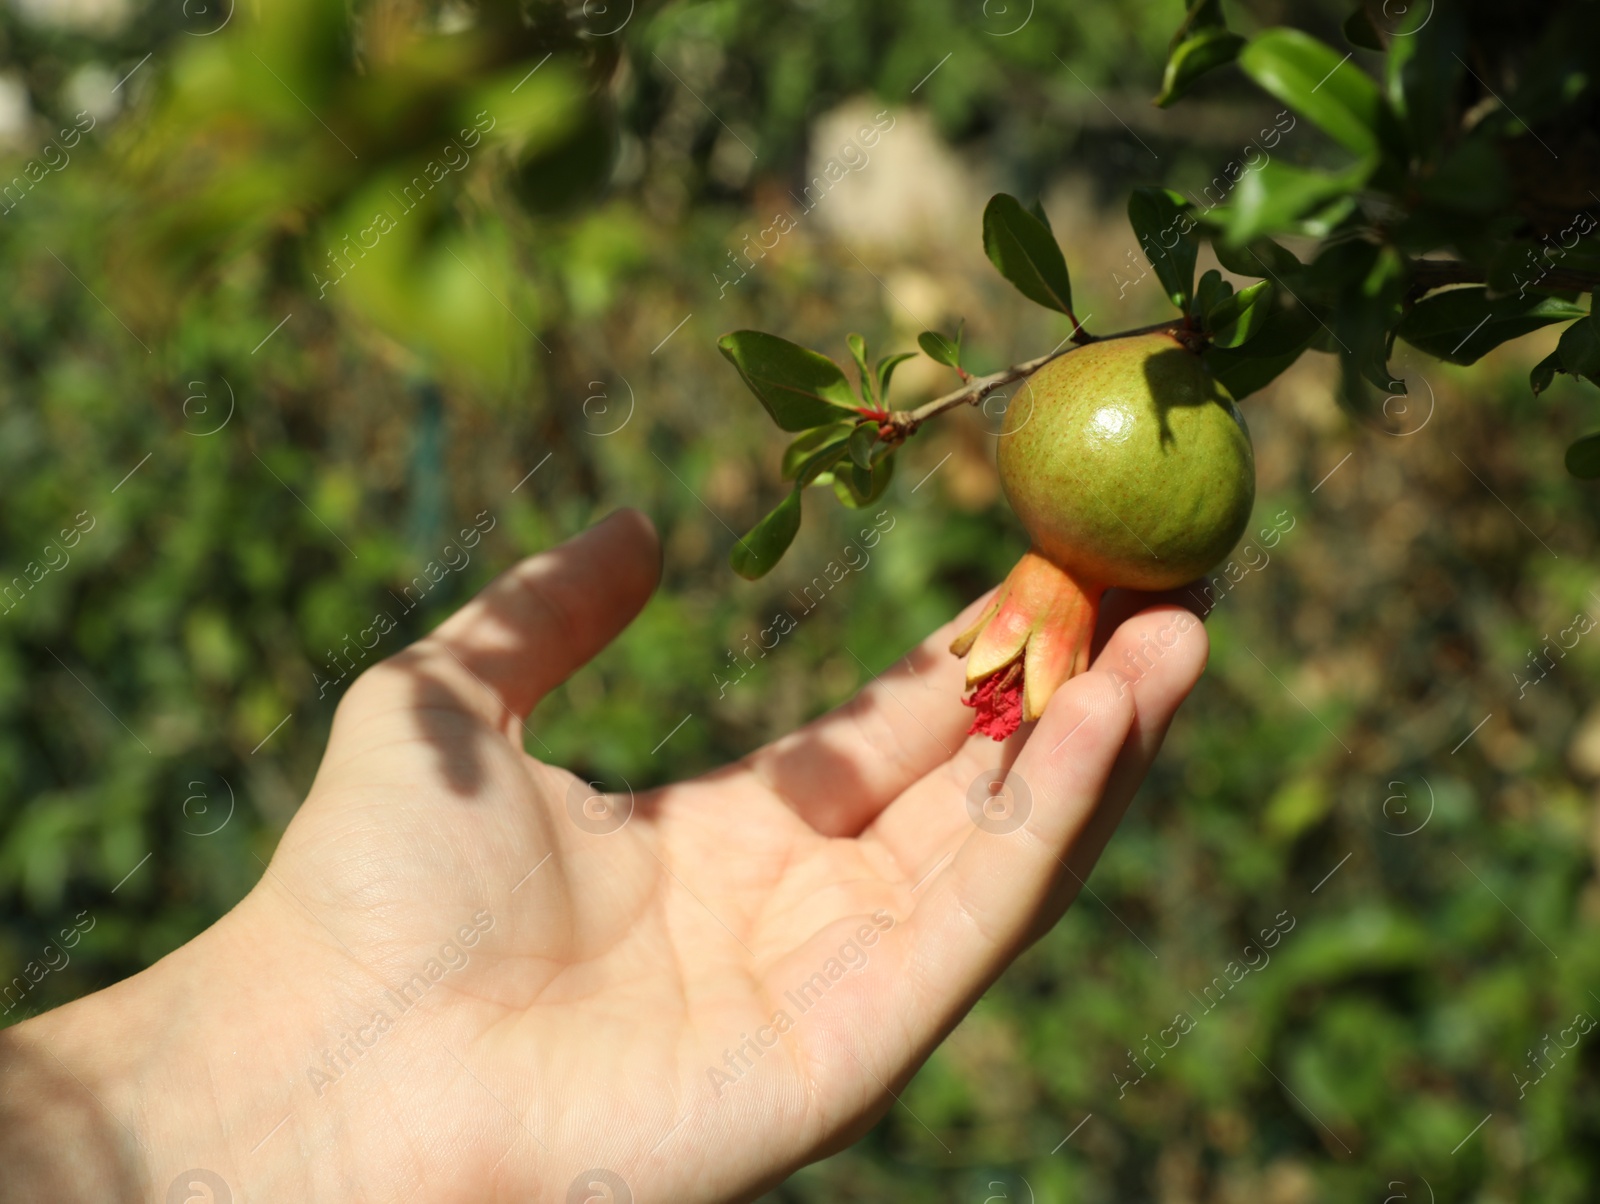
1154 27 1246 108
875 352 917 400
1208 280 1275 348
1203 297 1324 398
780 422 853 479
846 332 873 404
1396 289 1587 365
918 329 961 367
1223 159 1373 245
1238 28 1388 158
718 331 862 431
982 193 1074 315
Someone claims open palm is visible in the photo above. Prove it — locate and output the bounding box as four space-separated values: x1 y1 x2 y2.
62 510 1205 1204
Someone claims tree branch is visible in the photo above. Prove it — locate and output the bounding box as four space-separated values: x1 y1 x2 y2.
885 320 1185 440
1409 257 1600 297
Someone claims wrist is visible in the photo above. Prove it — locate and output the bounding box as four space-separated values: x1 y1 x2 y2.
1 892 345 1202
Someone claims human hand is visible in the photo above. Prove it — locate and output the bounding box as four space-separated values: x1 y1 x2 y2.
1 509 1207 1203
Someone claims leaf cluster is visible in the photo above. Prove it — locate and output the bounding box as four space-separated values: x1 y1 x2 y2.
717 330 911 578
1151 2 1600 451
719 2 1600 578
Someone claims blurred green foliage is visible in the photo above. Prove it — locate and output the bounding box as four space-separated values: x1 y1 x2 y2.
2 0 1599 1200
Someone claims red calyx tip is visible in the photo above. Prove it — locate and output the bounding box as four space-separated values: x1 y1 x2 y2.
963 660 1025 741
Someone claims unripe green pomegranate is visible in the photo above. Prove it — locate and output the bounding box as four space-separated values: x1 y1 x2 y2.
952 332 1254 738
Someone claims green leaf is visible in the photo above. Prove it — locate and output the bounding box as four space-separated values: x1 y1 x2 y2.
1241 297 1329 358
1203 297 1323 398
834 452 895 508
1127 187 1198 312
875 352 917 401
1361 355 1401 397
1238 28 1386 159
794 439 851 487
1566 433 1600 479
1298 196 1362 241
1342 7 1383 51
918 329 962 368
1310 241 1407 403
1154 27 1246 108
847 422 877 470
846 332 873 404
982 193 1075 316
718 331 862 431
1530 350 1562 395
1212 236 1303 280
1557 311 1600 380
1385 6 1461 160
780 422 853 480
729 489 803 579
1395 289 1588 365
1487 239 1595 298
1413 138 1510 214
1205 346 1301 401
1027 198 1052 233
1224 159 1372 245
1207 280 1275 348
1344 326 1408 401
1194 269 1231 320
1169 0 1226 42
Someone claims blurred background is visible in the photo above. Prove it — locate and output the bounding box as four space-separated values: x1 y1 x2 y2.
3 0 1599 1199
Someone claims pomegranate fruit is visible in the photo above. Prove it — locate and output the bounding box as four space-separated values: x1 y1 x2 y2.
952 332 1254 739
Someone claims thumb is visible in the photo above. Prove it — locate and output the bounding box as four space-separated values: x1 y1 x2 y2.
355 508 661 735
